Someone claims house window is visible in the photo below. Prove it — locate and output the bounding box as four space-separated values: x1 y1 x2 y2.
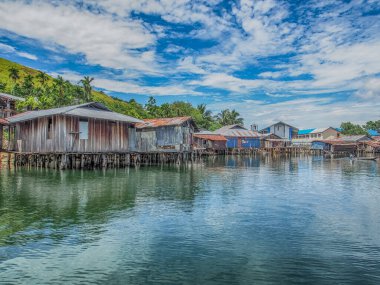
47 118 53 139
79 119 89 139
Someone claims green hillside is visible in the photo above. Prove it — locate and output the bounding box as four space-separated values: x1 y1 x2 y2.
0 57 147 118
0 57 233 130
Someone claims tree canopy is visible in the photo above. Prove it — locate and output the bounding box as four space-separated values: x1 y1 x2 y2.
1 68 241 131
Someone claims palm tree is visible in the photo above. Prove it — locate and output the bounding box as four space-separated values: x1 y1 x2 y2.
216 109 244 126
53 76 66 106
37 71 49 86
80 76 94 102
8 67 20 95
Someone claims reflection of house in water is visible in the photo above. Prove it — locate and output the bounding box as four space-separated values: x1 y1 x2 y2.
136 117 198 153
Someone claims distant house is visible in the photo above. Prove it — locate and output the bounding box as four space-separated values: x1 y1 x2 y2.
214 124 261 149
0 92 25 118
339 135 372 143
259 133 289 148
259 121 298 140
293 127 340 146
360 141 380 153
135 117 198 153
0 93 25 149
368 129 380 141
311 140 357 153
193 132 227 152
6 102 142 153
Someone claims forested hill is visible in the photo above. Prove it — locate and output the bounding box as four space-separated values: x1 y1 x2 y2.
0 58 247 130
0 57 147 118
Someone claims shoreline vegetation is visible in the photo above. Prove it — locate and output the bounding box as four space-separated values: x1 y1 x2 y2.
0 58 243 132
1 57 379 135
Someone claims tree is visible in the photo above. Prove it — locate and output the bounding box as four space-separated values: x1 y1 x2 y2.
197 104 214 129
363 120 380 131
36 71 49 86
0 81 6 92
8 67 20 95
145 96 159 117
216 109 244 126
340 122 367 135
80 76 94 102
20 74 34 97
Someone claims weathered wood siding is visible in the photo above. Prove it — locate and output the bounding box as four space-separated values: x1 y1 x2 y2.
136 123 194 152
13 115 135 153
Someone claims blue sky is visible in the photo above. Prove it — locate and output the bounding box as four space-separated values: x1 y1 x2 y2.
0 0 379 128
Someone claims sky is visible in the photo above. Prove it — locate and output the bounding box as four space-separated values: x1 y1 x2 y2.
0 0 379 129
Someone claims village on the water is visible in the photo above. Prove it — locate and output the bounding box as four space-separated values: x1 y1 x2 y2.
0 91 379 169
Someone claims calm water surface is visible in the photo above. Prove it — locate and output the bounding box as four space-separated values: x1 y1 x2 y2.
0 156 380 284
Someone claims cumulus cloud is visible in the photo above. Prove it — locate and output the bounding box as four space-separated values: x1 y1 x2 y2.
0 0 156 72
0 0 379 123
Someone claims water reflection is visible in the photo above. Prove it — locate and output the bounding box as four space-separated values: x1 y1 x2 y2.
0 155 379 284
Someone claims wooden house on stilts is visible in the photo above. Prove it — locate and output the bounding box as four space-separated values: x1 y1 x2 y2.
6 102 143 168
135 117 198 162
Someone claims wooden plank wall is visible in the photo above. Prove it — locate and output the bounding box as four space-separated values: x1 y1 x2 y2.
14 115 133 153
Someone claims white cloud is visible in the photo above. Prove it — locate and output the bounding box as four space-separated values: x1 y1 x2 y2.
0 1 156 72
0 42 38 60
209 97 380 129
51 70 200 97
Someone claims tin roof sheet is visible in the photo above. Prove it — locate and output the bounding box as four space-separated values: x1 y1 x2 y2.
215 129 260 138
368 129 380 136
136 116 193 128
298 128 315 135
0 92 25 101
6 102 143 124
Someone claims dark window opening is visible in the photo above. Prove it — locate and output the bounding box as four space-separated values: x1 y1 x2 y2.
47 118 53 139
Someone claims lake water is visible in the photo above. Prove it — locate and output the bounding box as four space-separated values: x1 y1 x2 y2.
0 155 380 284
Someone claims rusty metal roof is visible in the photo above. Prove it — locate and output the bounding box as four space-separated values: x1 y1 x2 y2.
215 128 260 138
136 116 193 128
6 102 143 124
193 134 227 141
0 118 9 125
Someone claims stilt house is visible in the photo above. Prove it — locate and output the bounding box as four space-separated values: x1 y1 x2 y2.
135 117 198 153
193 132 227 153
214 125 261 149
0 92 25 150
6 102 142 153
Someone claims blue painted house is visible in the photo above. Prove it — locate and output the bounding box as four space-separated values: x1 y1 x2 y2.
214 125 261 149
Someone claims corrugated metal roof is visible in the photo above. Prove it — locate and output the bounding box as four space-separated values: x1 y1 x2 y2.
368 129 380 136
259 121 299 132
363 141 380 147
339 135 371 142
312 140 357 146
298 128 315 135
6 102 143 124
136 116 193 128
193 134 227 141
214 124 246 133
0 92 25 101
216 129 260 138
0 118 9 125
